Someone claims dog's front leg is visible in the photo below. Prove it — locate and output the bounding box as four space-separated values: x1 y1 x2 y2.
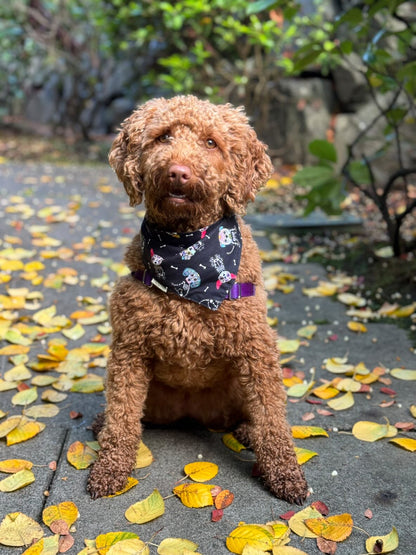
87 345 150 499
236 342 308 505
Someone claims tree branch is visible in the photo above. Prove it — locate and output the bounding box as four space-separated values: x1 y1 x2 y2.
382 167 416 200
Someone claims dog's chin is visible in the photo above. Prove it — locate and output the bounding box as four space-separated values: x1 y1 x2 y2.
165 193 193 207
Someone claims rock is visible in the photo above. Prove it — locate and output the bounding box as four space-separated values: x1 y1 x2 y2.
259 77 336 164
331 53 371 111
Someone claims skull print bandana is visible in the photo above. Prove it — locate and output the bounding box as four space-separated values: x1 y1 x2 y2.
140 216 242 310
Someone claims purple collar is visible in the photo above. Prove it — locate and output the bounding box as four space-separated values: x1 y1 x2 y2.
131 269 255 303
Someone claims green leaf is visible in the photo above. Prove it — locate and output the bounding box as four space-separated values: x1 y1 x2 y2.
293 165 335 188
336 7 363 27
293 49 321 73
247 0 277 15
298 177 345 216
308 140 337 163
125 489 165 524
339 39 353 55
347 160 372 185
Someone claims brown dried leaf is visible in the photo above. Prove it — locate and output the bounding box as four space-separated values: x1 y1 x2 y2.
317 536 337 554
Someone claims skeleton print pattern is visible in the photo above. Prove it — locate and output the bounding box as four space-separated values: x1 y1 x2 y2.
218 225 241 254
140 216 242 310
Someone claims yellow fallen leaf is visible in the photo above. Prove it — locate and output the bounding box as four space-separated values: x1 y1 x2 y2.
352 421 397 442
389 438 416 452
347 321 368 333
105 477 139 497
7 418 45 446
47 343 68 361
0 459 33 473
0 512 43 547
24 404 60 418
267 521 289 541
325 357 355 374
157 537 199 554
222 433 247 453
0 469 35 492
125 489 165 524
184 461 218 482
337 293 366 307
312 383 340 400
135 441 154 469
294 447 318 465
0 379 17 392
354 362 371 376
304 513 353 542
24 261 45 272
283 376 303 388
303 282 338 297
0 416 21 438
291 426 329 439
12 387 38 406
95 531 139 554
390 303 416 318
32 305 56 326
242 544 270 555
70 374 104 393
355 372 380 384
77 312 108 325
288 506 323 538
173 483 214 508
107 538 149 555
52 375 74 391
390 368 416 381
62 323 85 340
297 325 317 339
4 328 32 346
67 441 98 469
4 364 32 382
279 339 301 354
42 501 79 529
327 391 355 411
0 345 30 356
41 389 67 403
410 405 416 418
286 381 315 398
22 535 60 554
226 524 274 554
0 259 24 270
365 526 399 553
272 547 309 554
0 295 26 310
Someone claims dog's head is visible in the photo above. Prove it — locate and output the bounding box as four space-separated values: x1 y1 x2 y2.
109 95 272 231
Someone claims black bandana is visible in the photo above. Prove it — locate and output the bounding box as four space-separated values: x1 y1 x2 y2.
141 216 242 310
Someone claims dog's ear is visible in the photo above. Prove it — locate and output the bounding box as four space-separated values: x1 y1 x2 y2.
244 127 274 202
109 116 144 207
225 125 273 215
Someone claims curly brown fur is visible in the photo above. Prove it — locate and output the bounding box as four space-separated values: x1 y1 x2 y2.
87 95 308 504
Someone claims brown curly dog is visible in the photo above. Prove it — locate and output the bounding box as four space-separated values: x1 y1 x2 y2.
87 95 308 504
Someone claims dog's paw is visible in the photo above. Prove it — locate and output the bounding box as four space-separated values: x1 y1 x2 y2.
233 422 252 448
266 466 309 505
90 412 105 437
87 458 130 499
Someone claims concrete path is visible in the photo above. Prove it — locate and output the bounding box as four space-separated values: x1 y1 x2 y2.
0 162 415 554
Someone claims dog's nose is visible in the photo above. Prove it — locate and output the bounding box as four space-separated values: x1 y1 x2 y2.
168 164 192 184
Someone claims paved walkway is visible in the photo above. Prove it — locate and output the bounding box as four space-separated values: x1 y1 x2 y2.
0 162 415 554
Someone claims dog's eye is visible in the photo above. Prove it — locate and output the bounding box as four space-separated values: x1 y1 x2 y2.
206 138 217 149
158 133 171 143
